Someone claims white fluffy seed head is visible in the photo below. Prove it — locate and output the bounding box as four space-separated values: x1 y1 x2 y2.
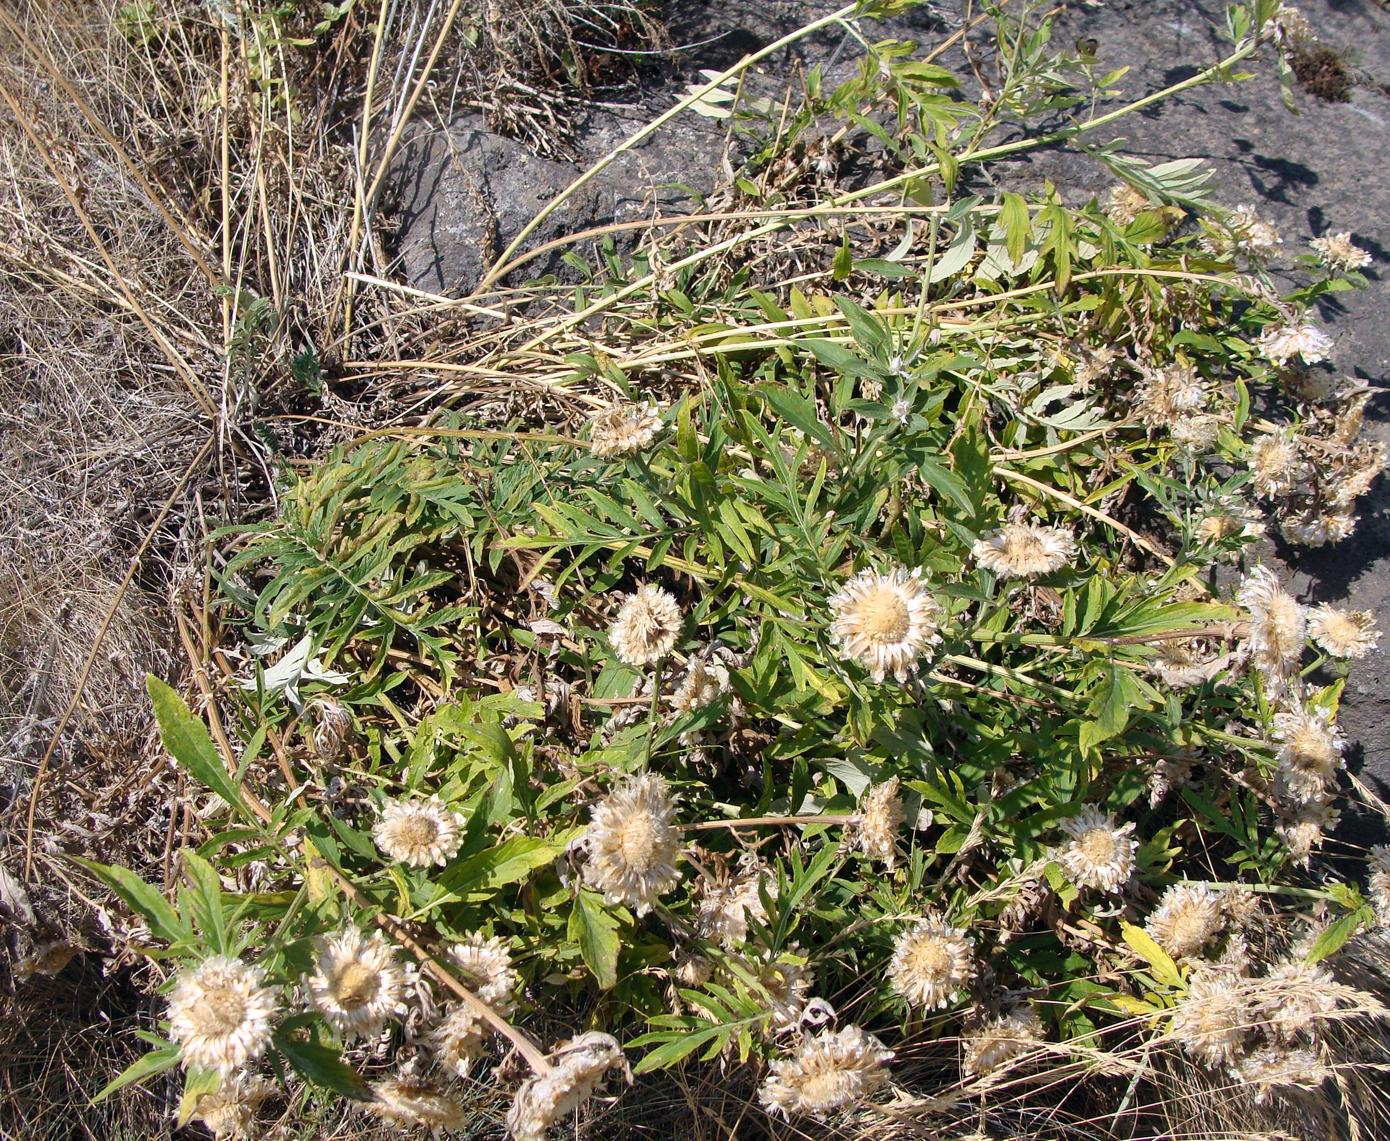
609 584 683 667
581 772 682 914
1238 567 1307 690
963 1005 1045 1077
828 566 940 683
972 521 1077 579
889 915 974 1009
307 927 406 1039
851 777 907 867
1058 808 1137 894
166 956 277 1075
1166 971 1251 1066
1146 883 1226 958
507 1032 632 1141
372 795 465 868
588 402 662 458
759 1025 894 1118
367 1075 469 1131
1308 604 1379 659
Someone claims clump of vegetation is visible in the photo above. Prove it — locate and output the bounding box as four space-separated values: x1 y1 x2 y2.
7 1 1390 1139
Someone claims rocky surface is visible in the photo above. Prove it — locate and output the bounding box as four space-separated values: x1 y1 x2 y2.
389 0 1390 829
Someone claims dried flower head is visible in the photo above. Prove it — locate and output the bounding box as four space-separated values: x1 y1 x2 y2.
449 933 518 1012
191 1075 273 1140
1308 605 1379 659
1329 441 1386 506
1170 413 1222 453
1235 1045 1331 1103
1261 959 1338 1042
759 1025 894 1119
1282 509 1356 547
1258 325 1332 366
581 772 682 915
430 1003 489 1076
973 520 1077 579
963 1005 1045 1076
1205 204 1281 259
851 777 907 867
588 402 662 458
1148 752 1195 806
1278 801 1339 865
1072 344 1120 388
1238 567 1306 689
1167 971 1251 1066
669 655 730 716
372 795 465 868
1104 183 1150 227
368 1075 468 1131
1058 808 1137 894
1247 432 1304 498
828 566 940 682
1369 845 1390 926
1272 701 1344 803
307 927 406 1039
1133 362 1209 428
756 952 815 1028
609 584 682 667
889 915 974 1009
1148 641 1227 688
1146 883 1225 958
696 866 771 948
1310 231 1371 272
167 956 277 1074
1196 504 1265 544
308 695 353 761
507 1031 632 1141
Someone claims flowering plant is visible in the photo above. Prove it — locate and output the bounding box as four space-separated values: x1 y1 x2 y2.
81 2 1390 1138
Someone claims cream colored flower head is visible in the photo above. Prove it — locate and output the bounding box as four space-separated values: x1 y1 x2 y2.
1145 883 1225 958
1272 700 1344 804
973 521 1076 579
1247 432 1304 498
669 654 730 715
963 1004 1044 1077
1133 362 1208 428
1261 958 1338 1042
757 951 814 1028
1310 231 1371 272
1238 567 1306 689
167 955 277 1075
367 1075 468 1131
609 584 682 667
1279 801 1338 865
889 915 974 1010
430 1003 488 1076
828 566 940 683
307 927 406 1039
1235 1045 1331 1103
581 772 682 915
191 1074 273 1141
588 402 662 458
759 1025 893 1119
1258 324 1332 366
448 932 518 1012
696 867 771 948
507 1031 632 1141
1058 808 1136 894
1166 971 1251 1066
851 777 906 867
1283 509 1356 548
372 794 465 868
1308 604 1379 659
1105 183 1150 227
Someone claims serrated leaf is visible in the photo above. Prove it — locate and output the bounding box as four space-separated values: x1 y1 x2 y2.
568 888 622 989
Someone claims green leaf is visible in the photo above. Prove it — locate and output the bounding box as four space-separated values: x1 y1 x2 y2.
568 888 622 989
273 1022 370 1100
91 1045 179 1104
1306 911 1365 965
1082 663 1152 749
1121 922 1183 989
179 848 228 954
632 1023 731 1074
147 676 256 823
441 836 558 899
1000 192 1031 265
176 1069 221 1128
70 857 186 945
